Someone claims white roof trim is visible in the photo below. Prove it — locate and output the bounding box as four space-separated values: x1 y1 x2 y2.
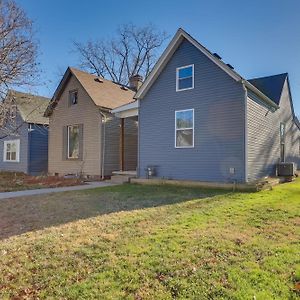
135 28 279 110
135 28 242 100
111 100 139 118
111 100 139 114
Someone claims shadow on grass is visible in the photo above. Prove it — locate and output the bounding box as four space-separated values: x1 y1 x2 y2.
0 184 231 240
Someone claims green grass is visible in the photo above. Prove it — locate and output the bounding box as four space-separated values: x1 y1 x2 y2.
0 180 299 299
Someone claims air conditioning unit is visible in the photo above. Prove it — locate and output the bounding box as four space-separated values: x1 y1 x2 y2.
277 162 295 177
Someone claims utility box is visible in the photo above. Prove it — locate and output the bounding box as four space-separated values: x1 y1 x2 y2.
277 163 295 177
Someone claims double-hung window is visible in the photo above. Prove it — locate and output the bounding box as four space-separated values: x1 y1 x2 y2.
175 109 194 148
176 64 194 91
67 125 80 159
3 140 20 162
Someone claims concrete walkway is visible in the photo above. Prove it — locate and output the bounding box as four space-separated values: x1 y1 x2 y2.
0 181 117 200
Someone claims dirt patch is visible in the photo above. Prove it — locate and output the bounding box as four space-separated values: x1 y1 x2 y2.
0 171 85 192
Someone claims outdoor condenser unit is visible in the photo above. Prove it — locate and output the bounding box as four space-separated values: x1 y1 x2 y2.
277 162 295 177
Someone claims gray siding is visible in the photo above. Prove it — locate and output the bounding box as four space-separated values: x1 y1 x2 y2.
247 79 300 181
0 114 29 173
124 117 138 171
103 114 138 175
138 39 246 182
28 124 49 175
103 114 119 176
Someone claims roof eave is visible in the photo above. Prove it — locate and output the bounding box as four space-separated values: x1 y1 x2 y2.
44 67 73 117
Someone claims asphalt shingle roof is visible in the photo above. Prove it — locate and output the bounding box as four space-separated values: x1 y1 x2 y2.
70 68 136 110
9 90 50 125
248 73 288 105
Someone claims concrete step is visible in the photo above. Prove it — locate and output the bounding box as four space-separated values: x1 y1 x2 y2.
110 175 133 184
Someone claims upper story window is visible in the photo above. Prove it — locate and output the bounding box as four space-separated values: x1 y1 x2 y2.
175 109 194 148
3 139 20 162
176 64 194 91
69 90 78 106
67 125 80 159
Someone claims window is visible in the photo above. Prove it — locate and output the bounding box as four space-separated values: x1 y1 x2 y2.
176 64 194 91
3 140 20 162
175 109 194 148
69 90 78 106
280 123 285 162
67 125 80 159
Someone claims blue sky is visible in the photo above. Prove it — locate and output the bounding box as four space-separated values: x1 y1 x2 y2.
18 0 300 115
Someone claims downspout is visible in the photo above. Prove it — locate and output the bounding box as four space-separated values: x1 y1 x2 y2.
99 111 106 180
27 123 31 175
242 83 248 183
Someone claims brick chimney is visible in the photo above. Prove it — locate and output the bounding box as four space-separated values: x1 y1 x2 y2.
129 74 143 91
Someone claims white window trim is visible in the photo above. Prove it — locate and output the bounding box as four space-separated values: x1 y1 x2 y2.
3 139 20 162
176 64 194 92
175 109 194 148
67 125 79 159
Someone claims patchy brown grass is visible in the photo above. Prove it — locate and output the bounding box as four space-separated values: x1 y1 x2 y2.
0 182 299 299
0 171 84 192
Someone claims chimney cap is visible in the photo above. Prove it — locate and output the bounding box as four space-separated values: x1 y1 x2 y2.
129 74 143 91
129 74 143 81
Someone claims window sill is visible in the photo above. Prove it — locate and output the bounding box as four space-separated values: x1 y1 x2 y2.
176 87 194 92
66 158 82 161
175 146 194 149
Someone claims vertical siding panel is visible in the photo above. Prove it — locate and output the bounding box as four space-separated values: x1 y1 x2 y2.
124 117 138 171
103 114 120 175
28 124 48 175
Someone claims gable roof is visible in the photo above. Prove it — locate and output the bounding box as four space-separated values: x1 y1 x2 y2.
8 90 50 125
248 73 288 105
45 67 135 116
135 28 279 110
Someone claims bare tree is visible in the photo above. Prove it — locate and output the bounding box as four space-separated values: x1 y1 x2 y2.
0 0 39 134
74 23 168 85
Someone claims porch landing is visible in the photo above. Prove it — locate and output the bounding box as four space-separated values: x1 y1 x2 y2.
110 170 137 184
112 171 137 176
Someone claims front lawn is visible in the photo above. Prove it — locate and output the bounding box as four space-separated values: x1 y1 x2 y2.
0 181 299 299
0 171 84 192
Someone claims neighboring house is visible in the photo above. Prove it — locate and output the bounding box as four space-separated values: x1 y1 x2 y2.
112 28 300 183
44 67 138 178
0 90 50 175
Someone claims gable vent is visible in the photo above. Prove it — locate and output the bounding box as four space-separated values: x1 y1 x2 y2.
226 64 234 70
94 77 104 83
213 53 222 60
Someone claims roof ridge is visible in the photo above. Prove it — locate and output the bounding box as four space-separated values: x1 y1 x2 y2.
69 66 133 89
9 89 50 101
248 72 288 81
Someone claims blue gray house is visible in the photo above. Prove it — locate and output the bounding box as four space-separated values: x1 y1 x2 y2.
112 28 300 183
0 90 50 175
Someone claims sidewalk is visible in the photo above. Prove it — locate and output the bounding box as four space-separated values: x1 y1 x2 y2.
0 181 117 200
